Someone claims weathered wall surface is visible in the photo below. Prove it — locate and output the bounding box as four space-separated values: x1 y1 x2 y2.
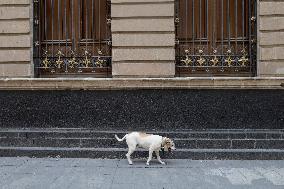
258 0 284 76
111 0 175 78
0 0 32 78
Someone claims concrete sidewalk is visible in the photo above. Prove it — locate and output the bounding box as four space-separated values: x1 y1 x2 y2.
0 158 284 189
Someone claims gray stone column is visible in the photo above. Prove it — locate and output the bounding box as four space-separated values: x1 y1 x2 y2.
258 0 284 77
0 0 32 78
111 0 175 78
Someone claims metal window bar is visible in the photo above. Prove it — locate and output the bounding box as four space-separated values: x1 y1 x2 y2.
33 0 112 77
175 0 257 77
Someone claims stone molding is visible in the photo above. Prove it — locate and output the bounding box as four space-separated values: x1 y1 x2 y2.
0 77 283 90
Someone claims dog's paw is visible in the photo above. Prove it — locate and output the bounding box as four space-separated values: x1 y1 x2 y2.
146 162 150 166
128 162 133 165
161 162 166 165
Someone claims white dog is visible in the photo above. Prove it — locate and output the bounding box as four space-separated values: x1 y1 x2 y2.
115 132 176 165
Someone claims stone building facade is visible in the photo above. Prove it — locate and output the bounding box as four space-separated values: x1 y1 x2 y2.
0 0 283 160
0 0 283 88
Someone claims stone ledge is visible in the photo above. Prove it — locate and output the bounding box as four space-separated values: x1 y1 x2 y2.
0 77 283 90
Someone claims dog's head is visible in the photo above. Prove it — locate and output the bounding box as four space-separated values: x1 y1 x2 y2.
162 137 176 152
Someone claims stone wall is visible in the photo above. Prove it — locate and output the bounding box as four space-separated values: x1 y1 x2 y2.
0 0 32 78
111 0 175 78
258 0 284 76
0 0 283 78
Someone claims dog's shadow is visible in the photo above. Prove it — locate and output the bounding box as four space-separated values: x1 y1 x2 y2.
118 159 171 168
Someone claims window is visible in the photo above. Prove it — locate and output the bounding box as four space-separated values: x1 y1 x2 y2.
33 0 112 77
175 0 257 76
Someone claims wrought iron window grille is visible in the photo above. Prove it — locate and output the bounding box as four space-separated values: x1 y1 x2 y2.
33 0 112 77
175 0 257 76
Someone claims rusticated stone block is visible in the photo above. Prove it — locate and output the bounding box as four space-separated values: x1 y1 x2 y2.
0 0 29 5
0 6 30 19
112 18 174 32
0 50 31 62
112 3 174 17
258 61 284 76
0 35 30 48
1 63 32 77
259 32 284 46
112 48 175 61
0 20 30 33
112 62 175 77
112 0 174 3
260 17 284 31
112 33 175 47
260 2 284 16
260 47 284 61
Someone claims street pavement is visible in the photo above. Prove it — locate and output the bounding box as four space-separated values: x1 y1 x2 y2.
0 157 284 189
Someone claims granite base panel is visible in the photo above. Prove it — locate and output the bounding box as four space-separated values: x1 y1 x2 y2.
0 90 283 130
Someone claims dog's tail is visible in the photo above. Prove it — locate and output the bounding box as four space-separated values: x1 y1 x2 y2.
115 134 127 142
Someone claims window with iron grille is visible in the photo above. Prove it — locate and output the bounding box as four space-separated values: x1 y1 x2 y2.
175 0 257 77
33 0 112 77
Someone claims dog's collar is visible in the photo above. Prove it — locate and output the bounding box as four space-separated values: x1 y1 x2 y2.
160 137 166 154
160 144 165 154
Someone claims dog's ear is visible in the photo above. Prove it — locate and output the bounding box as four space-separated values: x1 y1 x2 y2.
165 138 171 144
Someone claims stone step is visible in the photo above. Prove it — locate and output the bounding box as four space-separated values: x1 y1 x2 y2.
0 147 283 160
1 129 283 159
1 137 284 149
0 129 282 140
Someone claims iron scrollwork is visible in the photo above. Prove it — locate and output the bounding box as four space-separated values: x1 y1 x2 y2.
181 49 192 66
225 49 235 67
55 50 64 69
197 49 206 66
210 49 219 67
42 51 50 69
238 49 249 67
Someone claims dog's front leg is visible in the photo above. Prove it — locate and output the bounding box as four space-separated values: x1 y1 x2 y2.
155 150 165 165
146 148 154 166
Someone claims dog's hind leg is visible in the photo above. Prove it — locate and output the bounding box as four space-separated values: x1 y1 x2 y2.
146 148 154 166
155 150 165 165
126 146 135 165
